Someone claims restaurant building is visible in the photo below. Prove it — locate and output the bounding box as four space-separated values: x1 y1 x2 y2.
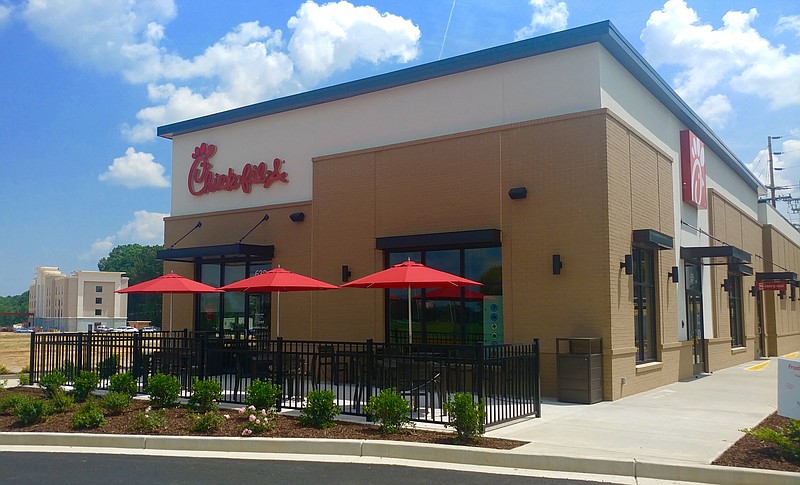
156 21 800 399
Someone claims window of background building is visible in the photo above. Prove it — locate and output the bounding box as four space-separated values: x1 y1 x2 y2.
633 246 657 363
96 285 103 292
94 309 102 316
386 246 501 345
95 297 102 305
727 273 744 347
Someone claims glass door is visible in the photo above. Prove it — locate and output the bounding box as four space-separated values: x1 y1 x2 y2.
685 264 705 375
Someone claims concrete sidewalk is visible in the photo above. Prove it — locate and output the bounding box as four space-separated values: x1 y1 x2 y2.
486 357 781 465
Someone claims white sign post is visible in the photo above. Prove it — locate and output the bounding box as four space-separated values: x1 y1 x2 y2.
777 357 800 420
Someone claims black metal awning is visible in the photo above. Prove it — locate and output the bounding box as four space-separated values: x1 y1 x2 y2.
633 229 673 250
156 243 275 263
755 271 797 282
681 245 751 265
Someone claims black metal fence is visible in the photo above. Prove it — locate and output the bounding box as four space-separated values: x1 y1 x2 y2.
28 331 540 427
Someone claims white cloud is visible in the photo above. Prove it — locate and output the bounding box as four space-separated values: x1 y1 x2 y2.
514 0 569 40
777 15 800 36
287 0 420 85
99 147 170 188
0 4 13 28
19 1 421 143
83 210 168 261
694 94 733 129
641 0 800 123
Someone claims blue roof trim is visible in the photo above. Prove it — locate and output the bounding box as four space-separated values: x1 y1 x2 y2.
157 20 761 191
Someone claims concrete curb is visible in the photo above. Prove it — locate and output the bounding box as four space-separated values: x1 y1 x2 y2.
0 432 797 485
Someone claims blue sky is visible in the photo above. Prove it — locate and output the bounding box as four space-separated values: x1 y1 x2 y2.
1 0 799 296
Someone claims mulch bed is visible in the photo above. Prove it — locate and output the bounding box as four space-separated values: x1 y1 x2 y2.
712 412 800 473
0 387 522 449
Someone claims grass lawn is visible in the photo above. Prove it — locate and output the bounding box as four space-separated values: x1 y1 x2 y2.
0 333 31 373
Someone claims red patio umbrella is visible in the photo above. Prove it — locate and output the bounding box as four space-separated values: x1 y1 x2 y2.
341 260 482 343
219 266 337 337
116 273 222 332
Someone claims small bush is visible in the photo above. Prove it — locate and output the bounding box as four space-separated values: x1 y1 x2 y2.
72 371 100 402
72 401 105 429
245 379 281 411
443 392 486 443
109 373 138 397
190 411 225 433
100 392 131 415
38 370 67 398
49 392 75 413
20 365 30 374
744 418 800 463
0 364 10 374
299 390 339 429
129 406 166 433
0 393 24 415
365 388 412 434
97 355 119 379
14 396 48 425
188 379 222 412
18 373 30 386
144 373 181 408
237 405 276 436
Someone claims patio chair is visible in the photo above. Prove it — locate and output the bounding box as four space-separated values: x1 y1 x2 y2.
313 344 348 388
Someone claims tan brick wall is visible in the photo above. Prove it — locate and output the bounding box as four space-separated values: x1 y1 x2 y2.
761 225 800 355
706 190 763 370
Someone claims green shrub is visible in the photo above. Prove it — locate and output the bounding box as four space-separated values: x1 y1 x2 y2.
18 373 30 386
364 388 412 434
14 396 48 425
72 371 100 402
0 393 24 415
109 373 138 397
188 379 222 412
443 392 486 443
245 379 281 411
0 364 10 374
49 392 75 413
238 405 275 436
97 355 120 379
144 373 181 408
190 411 225 433
20 365 30 374
100 392 131 415
744 418 800 463
38 371 66 398
72 401 105 429
129 406 166 433
299 390 339 429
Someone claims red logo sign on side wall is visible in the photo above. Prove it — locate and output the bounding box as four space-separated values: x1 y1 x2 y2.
680 130 706 209
188 143 289 197
757 281 787 291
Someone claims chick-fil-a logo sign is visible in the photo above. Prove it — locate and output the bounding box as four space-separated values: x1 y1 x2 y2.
680 130 706 209
188 143 288 196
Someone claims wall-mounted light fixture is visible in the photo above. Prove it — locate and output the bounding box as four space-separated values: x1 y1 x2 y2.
791 284 796 301
620 254 633 275
749 286 758 297
779 290 786 300
721 278 731 292
341 265 352 283
667 266 679 283
552 254 563 275
508 187 528 200
289 212 305 222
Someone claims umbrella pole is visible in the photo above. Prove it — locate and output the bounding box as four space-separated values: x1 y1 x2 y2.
169 293 173 333
276 292 280 338
407 286 412 344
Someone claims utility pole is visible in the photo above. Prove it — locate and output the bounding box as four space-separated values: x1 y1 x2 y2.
768 135 776 207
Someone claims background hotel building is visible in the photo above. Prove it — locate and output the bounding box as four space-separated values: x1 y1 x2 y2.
156 21 800 399
28 267 128 332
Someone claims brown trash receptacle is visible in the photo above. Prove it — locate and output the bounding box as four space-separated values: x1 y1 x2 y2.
556 337 603 404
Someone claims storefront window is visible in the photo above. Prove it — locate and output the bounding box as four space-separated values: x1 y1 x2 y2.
633 246 657 363
728 273 744 348
386 246 501 345
198 260 271 335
